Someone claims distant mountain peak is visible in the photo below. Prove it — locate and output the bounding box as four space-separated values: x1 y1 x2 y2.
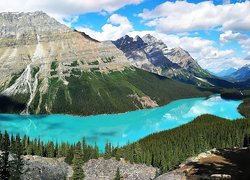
134 35 144 42
142 34 166 46
223 64 250 82
0 11 70 41
123 34 131 39
214 67 238 77
170 46 189 55
237 64 250 72
245 55 250 60
0 11 46 16
142 34 157 41
113 34 212 86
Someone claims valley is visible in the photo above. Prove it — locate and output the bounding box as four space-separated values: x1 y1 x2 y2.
0 95 243 150
0 10 250 180
0 11 216 116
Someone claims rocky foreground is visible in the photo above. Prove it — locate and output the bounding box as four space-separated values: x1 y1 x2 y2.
21 156 157 180
156 147 250 180
17 147 250 179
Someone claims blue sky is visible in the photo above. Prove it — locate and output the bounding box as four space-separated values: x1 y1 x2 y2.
1 0 249 72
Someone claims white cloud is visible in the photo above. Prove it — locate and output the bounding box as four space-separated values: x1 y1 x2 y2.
62 16 79 28
220 31 248 44
200 46 234 60
77 14 248 73
220 31 250 55
198 56 249 73
108 14 131 25
76 14 133 41
0 0 142 26
129 31 214 51
138 1 250 33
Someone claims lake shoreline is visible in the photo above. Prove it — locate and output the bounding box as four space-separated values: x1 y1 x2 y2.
0 95 243 151
2 94 215 118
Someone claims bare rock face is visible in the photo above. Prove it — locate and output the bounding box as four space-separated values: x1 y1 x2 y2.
0 11 70 44
162 47 204 73
113 34 212 86
0 11 131 114
0 11 130 91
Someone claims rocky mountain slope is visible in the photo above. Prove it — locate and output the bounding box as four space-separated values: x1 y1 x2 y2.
0 11 131 114
223 64 250 82
0 11 211 115
113 34 214 86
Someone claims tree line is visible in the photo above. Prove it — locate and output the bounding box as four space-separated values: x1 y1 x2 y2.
1 114 250 178
114 114 250 172
0 131 119 179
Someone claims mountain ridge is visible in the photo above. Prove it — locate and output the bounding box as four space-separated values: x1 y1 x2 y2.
0 11 212 116
113 34 215 87
223 64 250 82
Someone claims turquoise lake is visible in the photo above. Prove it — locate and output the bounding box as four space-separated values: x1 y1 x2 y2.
0 95 243 150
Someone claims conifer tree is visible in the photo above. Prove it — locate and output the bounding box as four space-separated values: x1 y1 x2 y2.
0 131 10 180
104 142 112 159
10 134 15 153
93 143 99 159
113 167 121 180
72 142 85 180
47 141 55 158
10 134 24 180
65 146 74 165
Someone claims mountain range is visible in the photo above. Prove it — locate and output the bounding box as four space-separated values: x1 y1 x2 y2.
0 11 215 116
223 65 250 82
214 68 238 77
1 11 248 116
113 34 214 86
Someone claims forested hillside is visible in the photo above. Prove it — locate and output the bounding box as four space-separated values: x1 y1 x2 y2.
1 68 211 115
115 115 250 172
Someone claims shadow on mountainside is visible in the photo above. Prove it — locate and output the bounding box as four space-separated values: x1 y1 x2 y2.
186 148 250 179
0 95 26 114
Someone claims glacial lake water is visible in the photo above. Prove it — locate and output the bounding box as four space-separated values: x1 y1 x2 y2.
0 95 243 150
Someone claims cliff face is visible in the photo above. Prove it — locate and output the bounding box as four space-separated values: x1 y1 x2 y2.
113 34 213 86
0 11 131 114
0 11 130 91
0 11 210 116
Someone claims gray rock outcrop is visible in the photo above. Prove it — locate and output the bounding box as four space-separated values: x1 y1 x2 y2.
20 155 157 180
21 155 72 180
84 158 157 180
